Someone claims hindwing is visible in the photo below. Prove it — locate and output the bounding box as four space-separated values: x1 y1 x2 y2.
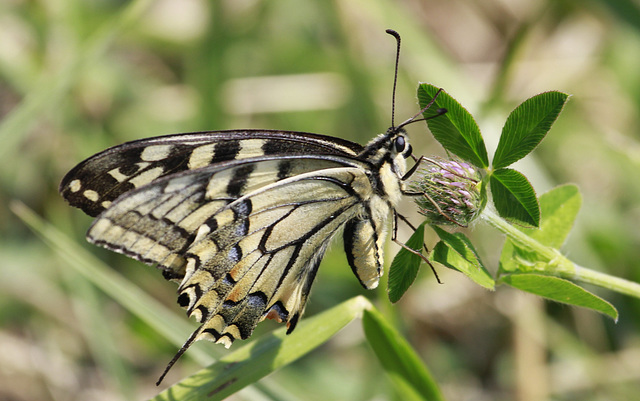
84 153 381 344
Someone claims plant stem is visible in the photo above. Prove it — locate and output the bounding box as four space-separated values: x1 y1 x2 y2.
482 208 640 300
570 264 640 299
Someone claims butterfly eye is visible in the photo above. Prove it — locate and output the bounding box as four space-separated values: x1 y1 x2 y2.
394 136 406 153
405 144 412 157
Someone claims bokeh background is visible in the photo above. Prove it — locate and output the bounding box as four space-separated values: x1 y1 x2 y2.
2 0 640 400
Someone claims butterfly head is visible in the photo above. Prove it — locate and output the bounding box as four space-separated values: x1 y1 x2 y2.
357 128 414 209
359 127 412 167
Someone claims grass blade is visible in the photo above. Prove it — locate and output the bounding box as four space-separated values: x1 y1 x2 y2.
152 296 373 400
362 308 445 401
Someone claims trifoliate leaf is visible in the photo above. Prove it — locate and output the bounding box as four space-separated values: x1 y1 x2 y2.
418 83 489 168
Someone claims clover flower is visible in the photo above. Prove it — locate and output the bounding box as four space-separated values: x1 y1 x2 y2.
408 158 484 226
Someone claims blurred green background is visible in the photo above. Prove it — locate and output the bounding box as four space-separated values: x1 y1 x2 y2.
2 0 640 400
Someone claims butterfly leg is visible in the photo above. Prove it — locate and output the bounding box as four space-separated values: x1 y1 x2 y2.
392 211 442 284
402 155 426 181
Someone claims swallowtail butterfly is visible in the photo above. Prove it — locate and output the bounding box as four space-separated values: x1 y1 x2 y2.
59 29 444 384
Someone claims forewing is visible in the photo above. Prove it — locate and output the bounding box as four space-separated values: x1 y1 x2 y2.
60 130 363 217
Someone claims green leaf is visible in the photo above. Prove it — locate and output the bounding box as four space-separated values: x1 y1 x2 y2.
417 83 489 168
498 185 582 274
490 168 540 227
388 222 426 303
362 308 445 401
431 227 495 289
521 184 581 248
500 274 618 321
492 91 569 169
152 296 374 401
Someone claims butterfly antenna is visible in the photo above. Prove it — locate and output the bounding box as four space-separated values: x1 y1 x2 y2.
386 29 402 128
397 89 446 130
386 29 447 130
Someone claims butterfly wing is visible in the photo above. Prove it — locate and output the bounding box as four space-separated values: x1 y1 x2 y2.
178 166 373 344
85 154 381 345
59 130 363 217
60 129 405 383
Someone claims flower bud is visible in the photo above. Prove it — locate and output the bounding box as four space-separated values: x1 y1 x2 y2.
408 158 484 226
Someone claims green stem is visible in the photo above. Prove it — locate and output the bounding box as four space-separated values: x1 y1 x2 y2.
569 264 640 299
482 208 640 299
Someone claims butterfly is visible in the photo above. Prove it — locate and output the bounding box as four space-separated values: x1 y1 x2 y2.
59 29 444 384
